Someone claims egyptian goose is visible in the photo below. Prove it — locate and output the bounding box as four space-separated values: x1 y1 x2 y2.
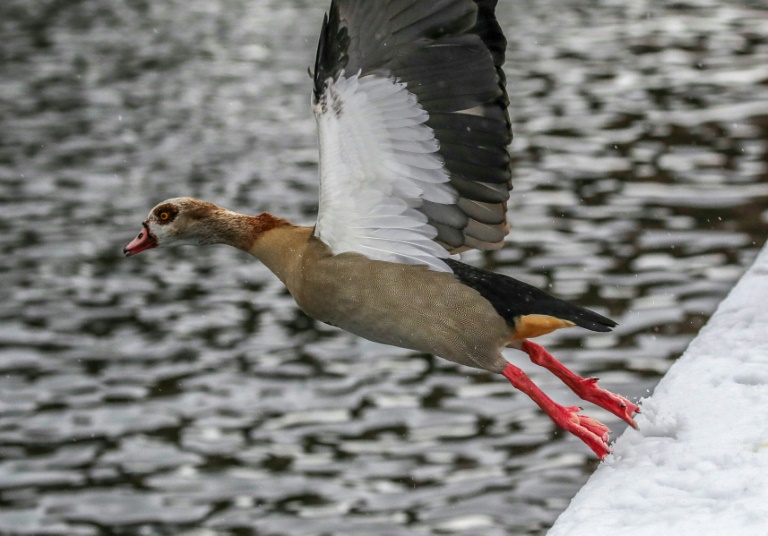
124 0 638 459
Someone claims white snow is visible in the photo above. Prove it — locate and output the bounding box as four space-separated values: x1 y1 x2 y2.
549 244 768 536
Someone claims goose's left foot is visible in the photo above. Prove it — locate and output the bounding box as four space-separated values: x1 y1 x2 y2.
520 340 640 428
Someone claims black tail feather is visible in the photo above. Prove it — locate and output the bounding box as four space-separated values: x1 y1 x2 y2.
445 259 617 333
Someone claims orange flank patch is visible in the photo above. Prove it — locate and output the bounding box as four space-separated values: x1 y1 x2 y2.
511 314 576 341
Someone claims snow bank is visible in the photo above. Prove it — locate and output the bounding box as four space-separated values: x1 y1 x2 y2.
549 245 768 536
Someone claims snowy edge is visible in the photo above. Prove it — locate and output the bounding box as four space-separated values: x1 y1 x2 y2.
548 244 768 536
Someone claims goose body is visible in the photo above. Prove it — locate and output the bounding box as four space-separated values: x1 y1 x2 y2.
124 0 638 459
256 227 511 369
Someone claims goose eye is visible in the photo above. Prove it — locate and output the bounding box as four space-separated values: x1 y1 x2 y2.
159 211 170 221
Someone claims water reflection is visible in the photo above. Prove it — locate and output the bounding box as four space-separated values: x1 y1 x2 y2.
1 0 767 534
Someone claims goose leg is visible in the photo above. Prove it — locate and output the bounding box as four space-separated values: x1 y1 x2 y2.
502 363 612 459
520 340 639 428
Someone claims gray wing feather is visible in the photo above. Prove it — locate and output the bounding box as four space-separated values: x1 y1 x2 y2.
315 0 512 253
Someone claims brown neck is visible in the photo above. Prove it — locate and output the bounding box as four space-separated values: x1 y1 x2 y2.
203 210 290 252
197 208 311 287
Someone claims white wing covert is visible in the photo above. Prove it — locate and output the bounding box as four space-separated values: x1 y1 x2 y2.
314 72 454 271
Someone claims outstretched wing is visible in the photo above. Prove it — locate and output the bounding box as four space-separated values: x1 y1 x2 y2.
312 0 511 272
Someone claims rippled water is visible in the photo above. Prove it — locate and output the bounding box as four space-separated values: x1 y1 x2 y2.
1 0 767 534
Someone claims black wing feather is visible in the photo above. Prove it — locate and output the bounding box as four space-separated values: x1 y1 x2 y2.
313 1 349 101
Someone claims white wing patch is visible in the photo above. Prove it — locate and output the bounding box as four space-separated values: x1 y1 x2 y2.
313 72 455 272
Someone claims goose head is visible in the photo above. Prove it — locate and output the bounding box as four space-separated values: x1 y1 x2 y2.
123 197 221 256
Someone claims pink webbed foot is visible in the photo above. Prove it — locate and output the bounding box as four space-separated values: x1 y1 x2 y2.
520 340 640 428
551 404 612 460
502 363 612 459
573 376 640 428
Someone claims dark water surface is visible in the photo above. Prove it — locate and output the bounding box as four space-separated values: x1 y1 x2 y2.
1 0 767 534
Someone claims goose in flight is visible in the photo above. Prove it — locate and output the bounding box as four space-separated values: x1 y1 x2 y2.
124 0 638 459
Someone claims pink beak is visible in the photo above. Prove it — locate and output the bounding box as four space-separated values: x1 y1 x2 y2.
124 222 158 256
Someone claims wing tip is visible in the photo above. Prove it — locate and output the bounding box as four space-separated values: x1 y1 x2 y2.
313 0 348 101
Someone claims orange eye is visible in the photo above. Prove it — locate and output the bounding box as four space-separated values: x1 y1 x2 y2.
159 212 170 221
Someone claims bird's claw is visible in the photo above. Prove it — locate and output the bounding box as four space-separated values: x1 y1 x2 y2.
557 405 612 460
